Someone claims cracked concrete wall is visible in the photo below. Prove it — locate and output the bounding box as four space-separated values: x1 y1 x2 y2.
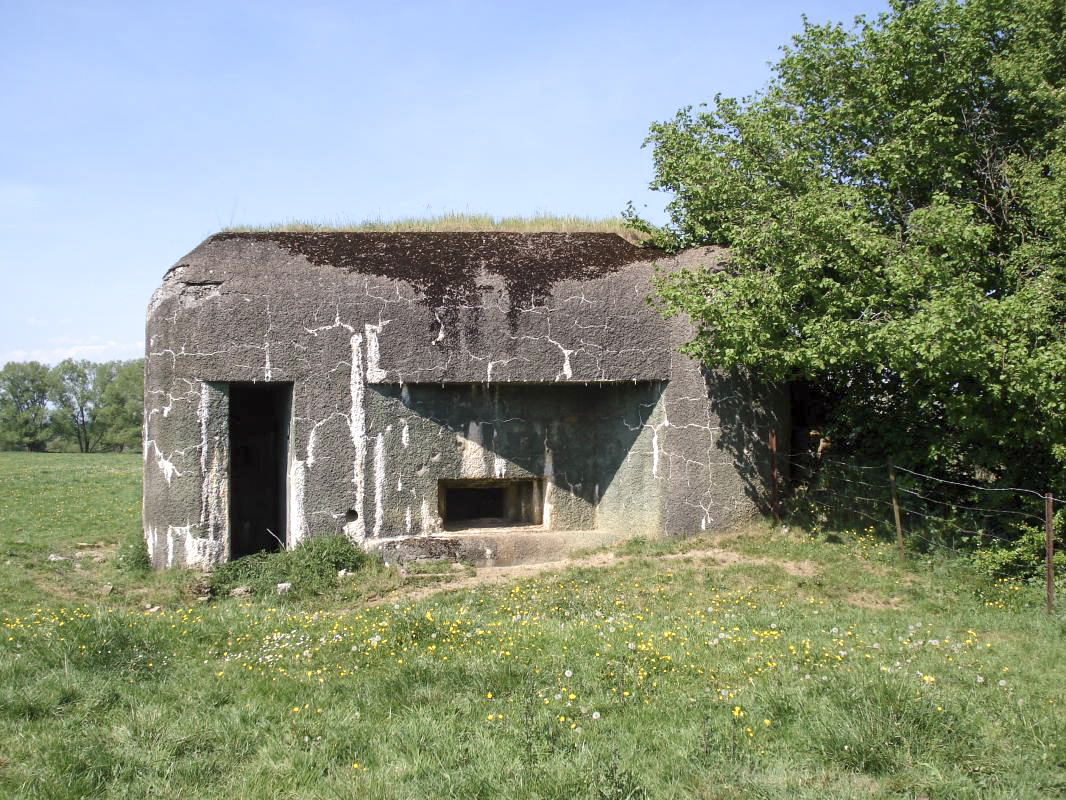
370 382 666 536
143 232 785 568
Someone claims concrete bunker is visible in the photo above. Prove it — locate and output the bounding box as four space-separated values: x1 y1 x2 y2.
142 232 786 568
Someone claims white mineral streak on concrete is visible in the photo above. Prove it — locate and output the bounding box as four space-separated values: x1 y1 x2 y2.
306 412 346 468
373 433 385 537
164 524 193 567
263 299 273 380
347 333 367 541
197 389 210 525
306 424 319 468
288 459 307 546
401 420 410 447
183 526 216 567
542 444 554 529
142 409 149 465
405 506 412 533
420 496 438 535
493 455 507 478
458 421 488 478
145 526 156 562
651 427 660 477
304 310 354 336
149 441 182 484
365 320 390 383
401 383 411 405
207 447 227 544
542 335 574 381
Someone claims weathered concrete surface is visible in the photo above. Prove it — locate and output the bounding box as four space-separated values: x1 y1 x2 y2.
143 232 786 568
373 527 634 568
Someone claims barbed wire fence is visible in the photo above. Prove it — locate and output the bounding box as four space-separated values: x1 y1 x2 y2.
766 433 1064 615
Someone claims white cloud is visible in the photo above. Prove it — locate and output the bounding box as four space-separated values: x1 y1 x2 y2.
1 339 144 365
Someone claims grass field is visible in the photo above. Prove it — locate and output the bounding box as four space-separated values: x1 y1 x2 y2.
1 452 1064 799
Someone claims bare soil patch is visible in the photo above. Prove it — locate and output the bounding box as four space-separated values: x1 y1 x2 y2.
372 545 819 605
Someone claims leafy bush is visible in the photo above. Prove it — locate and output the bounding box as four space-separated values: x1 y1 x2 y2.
208 535 373 600
971 520 1065 582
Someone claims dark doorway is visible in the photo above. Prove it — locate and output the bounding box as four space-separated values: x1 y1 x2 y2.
439 479 540 528
229 383 291 559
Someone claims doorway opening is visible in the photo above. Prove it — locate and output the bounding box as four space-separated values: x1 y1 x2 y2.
439 478 541 529
229 383 291 559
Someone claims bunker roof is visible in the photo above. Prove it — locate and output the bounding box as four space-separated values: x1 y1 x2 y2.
195 231 665 312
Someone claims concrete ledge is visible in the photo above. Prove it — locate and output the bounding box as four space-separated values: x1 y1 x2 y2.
368 528 634 567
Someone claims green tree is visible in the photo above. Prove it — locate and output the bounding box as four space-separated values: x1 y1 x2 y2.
634 0 1066 494
0 361 55 451
50 359 114 453
98 359 144 451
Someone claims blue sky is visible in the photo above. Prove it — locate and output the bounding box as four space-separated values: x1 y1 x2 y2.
1 0 887 364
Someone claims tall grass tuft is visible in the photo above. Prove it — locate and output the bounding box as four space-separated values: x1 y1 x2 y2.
114 527 152 574
207 535 374 600
221 213 647 244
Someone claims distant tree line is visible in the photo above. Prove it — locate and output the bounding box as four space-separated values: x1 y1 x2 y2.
0 360 143 453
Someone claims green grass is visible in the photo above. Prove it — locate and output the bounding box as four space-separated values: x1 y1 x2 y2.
0 452 196 609
220 212 647 243
1 452 1064 798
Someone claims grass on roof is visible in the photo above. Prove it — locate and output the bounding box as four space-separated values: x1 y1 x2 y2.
221 213 647 243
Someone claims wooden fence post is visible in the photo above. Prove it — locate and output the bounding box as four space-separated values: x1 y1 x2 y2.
769 428 779 522
1047 492 1055 615
889 465 905 564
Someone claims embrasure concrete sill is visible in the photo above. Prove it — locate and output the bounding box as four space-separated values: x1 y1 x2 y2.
369 528 633 567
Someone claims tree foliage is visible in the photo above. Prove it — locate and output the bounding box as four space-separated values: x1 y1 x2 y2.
0 361 56 452
634 0 1066 493
0 359 143 452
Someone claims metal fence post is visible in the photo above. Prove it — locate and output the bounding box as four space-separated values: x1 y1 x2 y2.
1047 492 1055 615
